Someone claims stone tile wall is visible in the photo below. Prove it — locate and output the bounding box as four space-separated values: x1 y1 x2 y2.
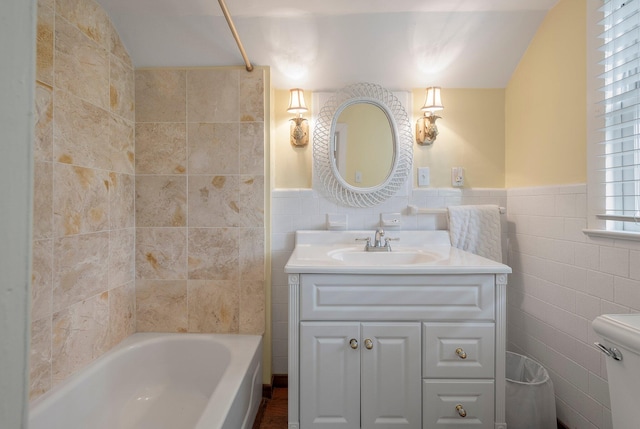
30 0 135 400
134 67 265 335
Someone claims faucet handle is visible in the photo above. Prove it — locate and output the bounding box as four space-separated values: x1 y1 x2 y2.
355 237 371 250
355 237 371 242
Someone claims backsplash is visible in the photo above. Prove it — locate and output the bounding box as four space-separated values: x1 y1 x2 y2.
31 0 136 400
270 187 508 373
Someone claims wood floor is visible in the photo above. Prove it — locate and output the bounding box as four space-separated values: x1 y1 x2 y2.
255 387 288 429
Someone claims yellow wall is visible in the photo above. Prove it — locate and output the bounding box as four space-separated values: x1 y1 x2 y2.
274 87 506 189
505 0 586 187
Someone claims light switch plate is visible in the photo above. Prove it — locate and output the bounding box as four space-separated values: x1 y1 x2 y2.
418 167 430 187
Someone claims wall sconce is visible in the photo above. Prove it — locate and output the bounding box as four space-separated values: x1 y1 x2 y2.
416 86 444 145
287 88 309 147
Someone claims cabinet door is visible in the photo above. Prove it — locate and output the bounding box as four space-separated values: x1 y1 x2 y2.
361 322 422 428
300 322 361 429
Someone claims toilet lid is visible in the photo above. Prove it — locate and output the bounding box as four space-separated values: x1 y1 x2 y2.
593 314 640 354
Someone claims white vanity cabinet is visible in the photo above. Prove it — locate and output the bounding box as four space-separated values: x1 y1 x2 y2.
288 272 509 429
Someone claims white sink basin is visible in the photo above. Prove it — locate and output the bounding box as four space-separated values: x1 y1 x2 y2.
328 248 445 265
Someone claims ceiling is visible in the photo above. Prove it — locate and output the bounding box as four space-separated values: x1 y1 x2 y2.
96 0 559 91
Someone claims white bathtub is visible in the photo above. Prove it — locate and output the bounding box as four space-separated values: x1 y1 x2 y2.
29 333 263 429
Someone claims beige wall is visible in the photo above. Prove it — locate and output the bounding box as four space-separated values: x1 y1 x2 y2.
134 67 266 335
505 0 586 187
274 87 506 189
30 0 136 400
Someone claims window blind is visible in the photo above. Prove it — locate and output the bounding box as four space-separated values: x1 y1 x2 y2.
598 0 640 232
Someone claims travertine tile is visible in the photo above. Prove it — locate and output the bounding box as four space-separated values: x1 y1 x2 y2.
135 175 187 227
187 228 239 281
38 0 54 11
33 161 53 240
135 123 187 175
186 69 238 123
136 280 187 332
187 123 239 174
110 56 135 121
53 89 111 170
56 0 110 49
240 228 265 282
109 228 135 289
188 280 239 333
52 232 109 312
109 115 135 174
54 16 109 110
31 239 53 322
109 281 135 347
30 316 52 400
109 172 135 229
239 175 265 227
239 122 264 175
53 164 109 236
240 280 265 334
135 227 187 280
36 1 54 86
135 69 186 122
108 20 132 67
52 292 110 385
188 175 239 227
34 82 53 163
239 71 264 122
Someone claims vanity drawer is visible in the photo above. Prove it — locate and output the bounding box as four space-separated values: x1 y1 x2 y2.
300 274 495 321
422 379 495 429
422 322 495 379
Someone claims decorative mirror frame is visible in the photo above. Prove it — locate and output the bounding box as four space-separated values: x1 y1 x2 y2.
313 82 413 207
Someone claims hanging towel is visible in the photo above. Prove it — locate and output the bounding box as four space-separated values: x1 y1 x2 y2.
447 204 502 262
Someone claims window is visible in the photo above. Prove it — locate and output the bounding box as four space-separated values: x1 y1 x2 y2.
590 0 640 236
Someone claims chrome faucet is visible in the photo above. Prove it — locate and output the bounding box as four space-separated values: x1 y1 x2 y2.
356 228 397 252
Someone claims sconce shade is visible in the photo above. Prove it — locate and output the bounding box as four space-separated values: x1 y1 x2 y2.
287 88 308 114
421 87 444 113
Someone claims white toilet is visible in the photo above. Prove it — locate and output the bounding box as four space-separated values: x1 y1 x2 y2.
592 314 640 429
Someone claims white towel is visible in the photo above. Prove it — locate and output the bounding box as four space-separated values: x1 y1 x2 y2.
447 205 502 263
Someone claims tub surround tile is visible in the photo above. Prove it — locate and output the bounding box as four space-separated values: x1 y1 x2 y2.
110 56 135 122
135 123 187 175
135 228 188 280
239 72 265 122
108 20 131 67
34 82 53 163
33 161 53 240
187 280 239 333
30 316 52 400
108 172 135 230
136 280 188 332
135 175 187 227
53 164 109 236
32 239 53 323
135 69 186 123
187 123 239 174
239 122 264 175
186 69 239 123
240 280 265 335
187 228 239 281
54 15 109 110
53 89 111 170
52 232 109 313
109 114 135 175
56 0 111 49
52 292 110 385
108 281 135 347
239 175 265 227
36 1 54 86
188 175 240 227
109 228 135 289
240 228 265 282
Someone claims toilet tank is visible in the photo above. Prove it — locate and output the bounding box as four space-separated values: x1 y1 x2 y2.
592 314 640 429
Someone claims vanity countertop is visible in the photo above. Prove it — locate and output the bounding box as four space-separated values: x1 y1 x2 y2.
284 230 512 275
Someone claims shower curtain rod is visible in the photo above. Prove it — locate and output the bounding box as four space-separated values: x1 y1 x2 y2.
218 0 254 72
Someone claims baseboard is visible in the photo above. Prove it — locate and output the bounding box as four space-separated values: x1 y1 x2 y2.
262 374 288 399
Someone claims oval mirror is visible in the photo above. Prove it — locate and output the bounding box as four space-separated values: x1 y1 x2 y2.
314 82 412 207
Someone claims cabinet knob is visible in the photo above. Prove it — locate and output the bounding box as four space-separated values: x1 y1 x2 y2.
349 338 358 349
364 338 373 350
455 347 467 359
455 404 467 418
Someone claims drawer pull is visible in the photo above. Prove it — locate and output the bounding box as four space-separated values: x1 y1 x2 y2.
455 347 467 359
349 338 358 349
364 338 373 350
455 404 467 418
